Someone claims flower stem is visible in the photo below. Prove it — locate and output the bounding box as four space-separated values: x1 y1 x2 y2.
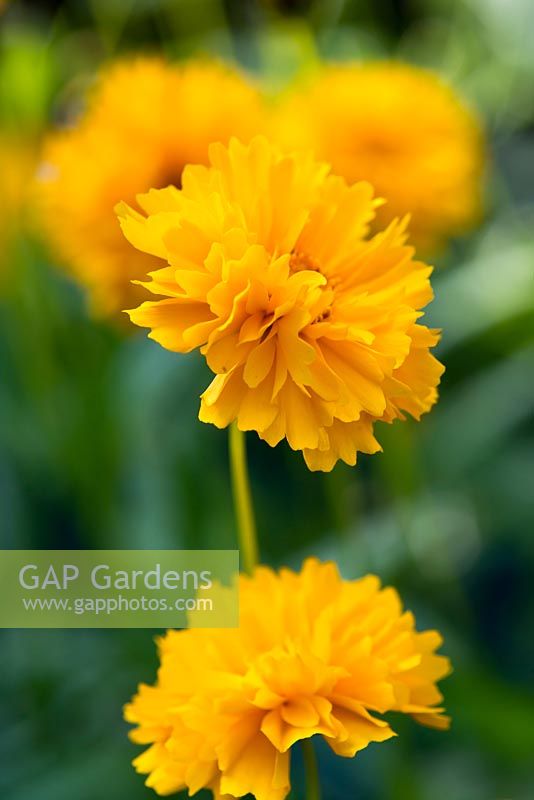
302 739 322 800
229 423 259 574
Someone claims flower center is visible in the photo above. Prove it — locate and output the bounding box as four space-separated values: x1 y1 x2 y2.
154 163 184 191
287 250 336 325
289 250 322 274
362 132 400 158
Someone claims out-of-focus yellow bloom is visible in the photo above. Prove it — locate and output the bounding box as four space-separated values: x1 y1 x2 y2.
273 62 483 252
125 558 451 799
38 57 265 317
120 136 443 471
0 136 37 274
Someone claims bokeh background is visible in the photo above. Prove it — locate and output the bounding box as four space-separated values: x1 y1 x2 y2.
1 0 533 798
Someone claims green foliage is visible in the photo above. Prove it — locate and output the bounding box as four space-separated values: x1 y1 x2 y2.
1 1 533 798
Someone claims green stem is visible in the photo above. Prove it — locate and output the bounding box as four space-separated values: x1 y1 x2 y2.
229 423 259 574
302 739 322 800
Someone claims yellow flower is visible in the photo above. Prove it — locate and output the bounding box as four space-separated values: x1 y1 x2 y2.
38 57 265 317
273 62 483 252
125 558 451 799
119 136 443 471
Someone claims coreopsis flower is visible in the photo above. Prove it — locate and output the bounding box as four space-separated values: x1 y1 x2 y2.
125 558 451 799
273 62 483 252
38 57 265 316
119 136 444 471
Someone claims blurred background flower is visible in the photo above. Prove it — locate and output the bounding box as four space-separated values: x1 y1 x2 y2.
38 57 265 318
273 61 483 252
1 1 533 800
